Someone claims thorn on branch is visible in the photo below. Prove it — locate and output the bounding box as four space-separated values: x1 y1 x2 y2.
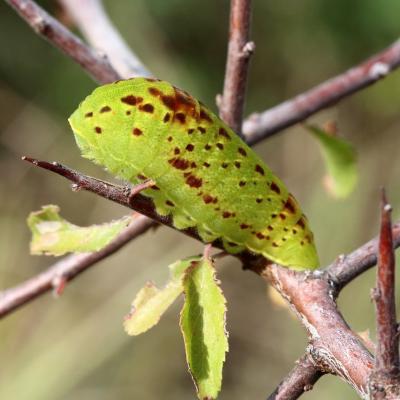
369 189 400 399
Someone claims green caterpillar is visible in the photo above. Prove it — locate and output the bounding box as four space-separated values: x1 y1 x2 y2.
69 78 319 270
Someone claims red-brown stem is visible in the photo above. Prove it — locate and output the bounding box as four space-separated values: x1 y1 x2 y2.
243 38 400 144
263 264 374 398
368 191 400 398
0 214 154 318
59 0 151 78
5 0 120 83
375 191 399 371
267 354 323 400
220 0 254 137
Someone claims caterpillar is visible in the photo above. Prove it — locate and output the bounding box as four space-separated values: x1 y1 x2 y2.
69 78 319 270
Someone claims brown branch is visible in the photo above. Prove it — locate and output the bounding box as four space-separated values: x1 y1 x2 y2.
219 0 254 137
267 354 323 400
369 191 400 399
5 0 120 84
59 0 151 78
243 38 400 145
0 214 154 318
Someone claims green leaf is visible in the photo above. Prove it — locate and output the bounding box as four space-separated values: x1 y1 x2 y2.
28 205 131 256
124 257 199 336
307 124 358 198
180 255 228 400
69 77 319 270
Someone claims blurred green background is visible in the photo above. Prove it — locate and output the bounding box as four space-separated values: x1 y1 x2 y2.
1 1 400 399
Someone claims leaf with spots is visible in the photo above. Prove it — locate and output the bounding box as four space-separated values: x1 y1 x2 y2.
307 124 357 199
69 78 319 270
180 254 228 400
28 205 131 256
124 257 198 336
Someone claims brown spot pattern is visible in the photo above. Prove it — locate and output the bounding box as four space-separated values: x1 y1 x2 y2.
163 113 171 123
133 128 143 136
218 127 230 139
270 182 281 194
186 174 203 188
238 147 247 156
168 157 190 170
85 112 93 118
95 126 102 134
186 144 194 152
255 164 265 175
140 104 154 113
100 106 111 113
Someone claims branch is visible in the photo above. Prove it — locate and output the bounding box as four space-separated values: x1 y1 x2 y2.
5 0 121 84
219 0 254 137
0 214 154 318
369 191 400 399
267 354 323 400
59 0 151 78
243 38 400 145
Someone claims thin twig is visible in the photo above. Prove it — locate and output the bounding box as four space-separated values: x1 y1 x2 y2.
0 214 154 318
219 0 254 137
267 354 323 400
5 0 120 84
59 0 151 78
243 38 400 145
369 191 400 399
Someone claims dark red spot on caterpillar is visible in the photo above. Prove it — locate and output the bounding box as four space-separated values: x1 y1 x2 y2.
198 127 206 134
166 200 175 206
292 229 297 234
240 224 250 229
100 106 111 113
200 108 212 122
186 144 194 151
149 87 162 96
163 113 171 123
133 128 142 136
85 112 93 118
140 104 154 113
187 128 195 134
175 113 186 124
168 157 190 170
126 111 131 115
151 185 160 191
203 162 210 168
255 164 265 175
256 198 263 203
270 182 281 194
222 211 233 218
272 242 279 247
216 143 224 150
256 232 265 239
174 147 180 155
221 162 228 168
95 126 102 134
297 217 306 229
185 174 203 188
234 161 241 168
267 225 274 231
191 161 197 168
238 147 247 156
205 144 212 150
239 181 246 187
203 194 217 204
161 95 176 110
121 95 138 105
137 174 147 180
218 127 230 139
284 196 297 214
271 213 277 218
279 213 286 220
167 136 173 142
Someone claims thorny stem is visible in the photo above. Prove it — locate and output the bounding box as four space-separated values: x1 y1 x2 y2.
368 191 400 399
5 0 120 84
219 0 254 137
59 0 151 78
